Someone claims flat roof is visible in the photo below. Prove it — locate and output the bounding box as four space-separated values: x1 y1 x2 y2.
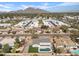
33 36 50 44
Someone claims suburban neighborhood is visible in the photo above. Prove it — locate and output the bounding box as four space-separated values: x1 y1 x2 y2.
0 2 79 56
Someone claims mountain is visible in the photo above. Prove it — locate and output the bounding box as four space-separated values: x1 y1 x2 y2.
1 7 79 14
0 11 8 14
10 7 50 14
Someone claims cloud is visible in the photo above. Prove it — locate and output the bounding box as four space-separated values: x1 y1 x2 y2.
60 2 79 6
43 3 49 6
19 3 51 10
53 2 79 7
0 2 79 12
40 3 50 9
0 4 16 12
48 2 79 12
20 5 33 9
0 9 11 12
0 4 11 8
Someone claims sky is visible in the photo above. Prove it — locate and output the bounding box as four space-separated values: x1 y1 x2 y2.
0 2 79 12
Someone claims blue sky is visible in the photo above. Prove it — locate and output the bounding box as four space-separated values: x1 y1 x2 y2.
0 2 79 12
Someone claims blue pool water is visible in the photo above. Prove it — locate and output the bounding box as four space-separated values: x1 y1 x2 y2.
71 50 79 55
40 48 50 51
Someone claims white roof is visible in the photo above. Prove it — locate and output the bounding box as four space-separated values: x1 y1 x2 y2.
0 37 15 46
76 37 79 39
40 43 51 45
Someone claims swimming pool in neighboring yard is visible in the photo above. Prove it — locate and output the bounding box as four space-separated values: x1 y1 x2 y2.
70 49 79 55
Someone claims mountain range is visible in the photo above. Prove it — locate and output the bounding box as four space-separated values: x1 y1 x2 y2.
0 7 79 14
10 7 50 14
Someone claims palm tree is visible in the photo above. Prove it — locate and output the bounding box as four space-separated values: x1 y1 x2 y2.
11 48 16 53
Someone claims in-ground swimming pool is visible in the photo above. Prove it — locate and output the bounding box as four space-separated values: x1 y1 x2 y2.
70 49 79 55
39 48 52 52
40 48 50 51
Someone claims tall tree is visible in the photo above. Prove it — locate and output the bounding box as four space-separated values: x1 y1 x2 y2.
2 44 11 53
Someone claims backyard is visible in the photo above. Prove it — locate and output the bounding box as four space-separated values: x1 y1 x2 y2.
28 45 38 53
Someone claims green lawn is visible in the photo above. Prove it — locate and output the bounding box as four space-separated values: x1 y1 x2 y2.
28 45 38 53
